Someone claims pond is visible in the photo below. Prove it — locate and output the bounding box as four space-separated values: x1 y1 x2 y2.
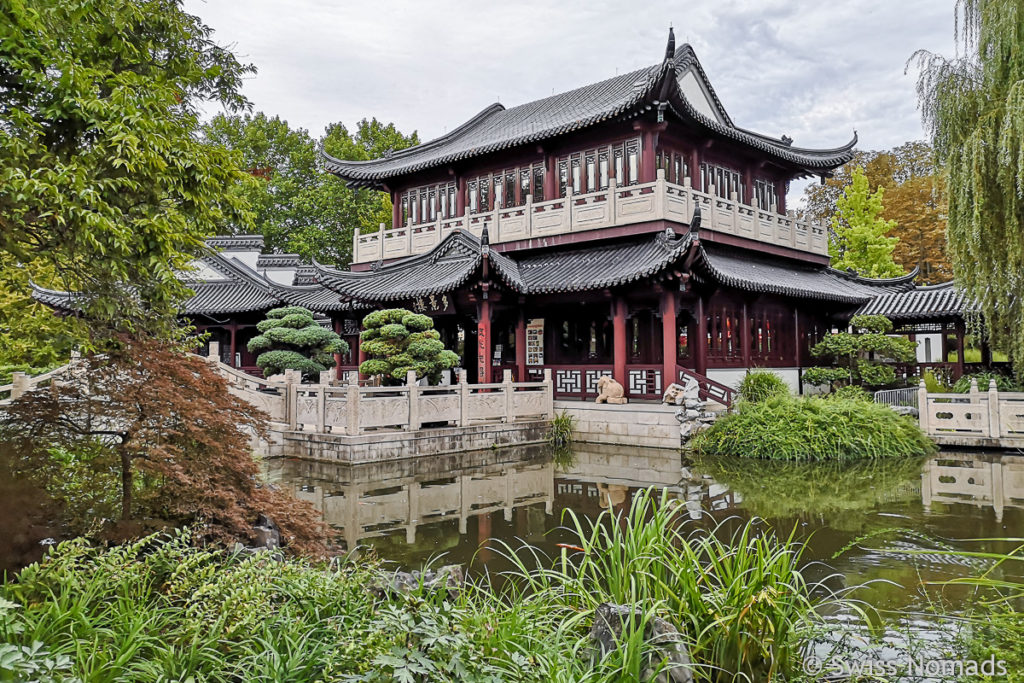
267 443 1024 623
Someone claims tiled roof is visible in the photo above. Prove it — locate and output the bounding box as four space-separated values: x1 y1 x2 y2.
205 235 265 251
185 280 280 315
324 39 856 188
313 231 485 302
256 253 303 269
691 245 917 304
491 230 693 294
856 281 971 320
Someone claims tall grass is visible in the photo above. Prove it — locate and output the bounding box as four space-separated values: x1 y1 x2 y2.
737 369 789 403
0 493 867 682
691 395 936 461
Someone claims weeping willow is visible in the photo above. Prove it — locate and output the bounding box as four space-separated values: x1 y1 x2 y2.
912 0 1024 376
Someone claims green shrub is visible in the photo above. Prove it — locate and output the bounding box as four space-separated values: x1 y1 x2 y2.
738 369 789 403
247 306 347 380
922 369 950 393
691 395 935 461
826 384 873 402
952 372 1022 393
358 308 459 385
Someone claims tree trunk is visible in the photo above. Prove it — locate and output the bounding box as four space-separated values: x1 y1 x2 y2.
119 447 133 521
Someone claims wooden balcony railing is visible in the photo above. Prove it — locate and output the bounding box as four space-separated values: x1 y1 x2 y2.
353 170 829 264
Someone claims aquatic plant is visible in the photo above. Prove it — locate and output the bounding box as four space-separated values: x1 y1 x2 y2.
690 396 936 461
547 410 577 469
737 369 789 403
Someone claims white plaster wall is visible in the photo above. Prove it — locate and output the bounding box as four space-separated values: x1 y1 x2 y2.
916 333 942 363
260 267 298 285
705 368 806 395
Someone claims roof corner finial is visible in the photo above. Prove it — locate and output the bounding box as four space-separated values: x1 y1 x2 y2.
689 204 702 235
480 226 490 251
665 26 676 61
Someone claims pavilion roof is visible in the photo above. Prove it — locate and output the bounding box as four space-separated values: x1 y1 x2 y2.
692 245 918 305
324 34 857 189
855 281 972 321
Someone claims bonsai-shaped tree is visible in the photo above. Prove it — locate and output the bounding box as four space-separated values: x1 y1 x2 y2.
247 306 348 380
803 315 917 390
358 308 460 385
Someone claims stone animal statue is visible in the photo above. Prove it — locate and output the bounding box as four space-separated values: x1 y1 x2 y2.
595 375 627 404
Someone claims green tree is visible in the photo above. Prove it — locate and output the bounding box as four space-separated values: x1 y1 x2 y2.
358 309 460 385
802 315 917 390
247 306 348 380
912 0 1024 375
203 114 418 266
0 0 254 337
804 143 951 284
828 168 904 278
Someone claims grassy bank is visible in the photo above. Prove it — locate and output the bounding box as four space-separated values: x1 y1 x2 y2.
691 395 936 461
0 490 856 682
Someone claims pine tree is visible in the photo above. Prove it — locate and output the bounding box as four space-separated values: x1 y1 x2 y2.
247 306 348 380
829 167 904 278
358 309 460 385
912 0 1024 375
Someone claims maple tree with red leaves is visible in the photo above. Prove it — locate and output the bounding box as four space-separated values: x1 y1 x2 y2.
0 336 328 557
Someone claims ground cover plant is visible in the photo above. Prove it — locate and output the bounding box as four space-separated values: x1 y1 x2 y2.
690 395 936 461
737 369 789 403
0 490 866 682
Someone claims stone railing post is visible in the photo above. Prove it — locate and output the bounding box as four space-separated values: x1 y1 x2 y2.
543 368 554 419
918 380 930 434
525 193 534 237
969 377 979 401
407 370 420 431
988 379 1001 438
315 374 328 434
319 370 334 386
346 382 360 436
503 369 514 423
284 369 301 431
459 374 469 427
10 372 28 400
655 168 666 217
608 177 618 224
565 185 574 232
207 341 220 365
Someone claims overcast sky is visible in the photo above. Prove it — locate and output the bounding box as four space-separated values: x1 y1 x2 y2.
182 0 957 203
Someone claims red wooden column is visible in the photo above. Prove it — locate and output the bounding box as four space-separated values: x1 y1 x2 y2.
228 323 238 368
357 334 367 381
775 180 786 213
391 191 402 229
740 301 752 369
661 290 678 389
695 296 708 376
515 308 527 383
612 297 628 389
544 152 557 200
477 298 492 384
690 149 701 190
456 176 467 216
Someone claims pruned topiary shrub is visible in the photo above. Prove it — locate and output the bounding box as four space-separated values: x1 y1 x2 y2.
247 306 348 380
737 370 789 403
802 315 916 391
358 308 459 385
691 395 935 461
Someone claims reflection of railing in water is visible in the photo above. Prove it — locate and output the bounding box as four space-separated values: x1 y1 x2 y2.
271 451 554 550
922 453 1024 523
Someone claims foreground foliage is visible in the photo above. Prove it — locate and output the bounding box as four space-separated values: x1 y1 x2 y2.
737 369 789 403
0 0 253 336
913 0 1024 376
0 491 854 682
247 305 348 380
691 395 936 461
0 337 326 554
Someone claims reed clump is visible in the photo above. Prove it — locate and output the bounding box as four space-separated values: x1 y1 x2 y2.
691 395 936 461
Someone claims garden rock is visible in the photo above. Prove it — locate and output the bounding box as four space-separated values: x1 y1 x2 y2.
662 383 686 405
588 603 694 683
891 406 919 417
251 514 280 549
378 564 465 600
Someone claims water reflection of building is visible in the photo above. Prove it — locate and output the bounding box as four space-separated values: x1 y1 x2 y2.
268 447 554 550
922 452 1024 522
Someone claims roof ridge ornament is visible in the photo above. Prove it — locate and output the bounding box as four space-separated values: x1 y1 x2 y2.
664 26 676 62
689 204 702 236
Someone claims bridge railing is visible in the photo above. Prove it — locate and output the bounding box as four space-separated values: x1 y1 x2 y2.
205 345 554 436
0 355 81 404
918 379 1024 441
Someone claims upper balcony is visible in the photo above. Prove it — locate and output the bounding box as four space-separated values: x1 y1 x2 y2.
352 170 828 265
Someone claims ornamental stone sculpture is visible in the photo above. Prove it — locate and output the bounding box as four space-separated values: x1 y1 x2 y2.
595 375 627 404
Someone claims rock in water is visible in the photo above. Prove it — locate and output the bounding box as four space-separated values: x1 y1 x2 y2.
588 603 694 683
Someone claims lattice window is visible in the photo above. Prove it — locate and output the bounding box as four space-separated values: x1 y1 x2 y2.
754 178 778 211
628 369 662 396
585 371 605 394
555 370 582 394
700 162 744 201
